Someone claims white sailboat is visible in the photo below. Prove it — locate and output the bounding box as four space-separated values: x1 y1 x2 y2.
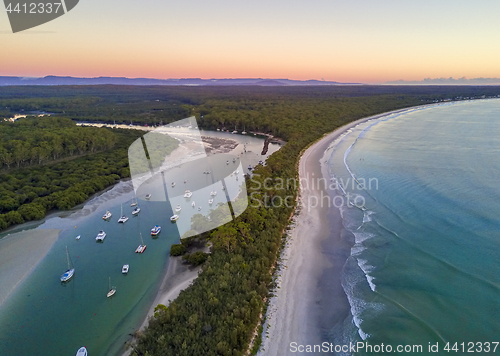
132 206 141 215
135 232 146 253
60 246 74 282
75 347 88 356
95 230 106 242
107 277 116 298
117 204 128 223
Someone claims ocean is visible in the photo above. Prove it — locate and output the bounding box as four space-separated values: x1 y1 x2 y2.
0 131 280 356
327 99 500 354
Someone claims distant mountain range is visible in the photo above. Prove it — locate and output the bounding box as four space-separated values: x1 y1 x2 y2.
386 77 500 85
0 76 360 86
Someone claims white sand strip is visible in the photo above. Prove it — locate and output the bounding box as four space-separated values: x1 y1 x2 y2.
0 229 60 307
260 109 415 355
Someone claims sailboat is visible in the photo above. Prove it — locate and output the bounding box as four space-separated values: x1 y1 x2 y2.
135 232 146 253
60 246 74 282
102 210 112 220
117 204 128 223
76 347 88 356
106 277 116 298
132 205 141 215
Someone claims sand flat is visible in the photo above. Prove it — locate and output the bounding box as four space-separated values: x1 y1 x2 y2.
0 229 60 307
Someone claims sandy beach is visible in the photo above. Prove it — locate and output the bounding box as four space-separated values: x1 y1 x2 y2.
260 109 413 355
138 256 201 331
0 229 60 307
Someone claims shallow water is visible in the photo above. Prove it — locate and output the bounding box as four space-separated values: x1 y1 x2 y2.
327 100 500 353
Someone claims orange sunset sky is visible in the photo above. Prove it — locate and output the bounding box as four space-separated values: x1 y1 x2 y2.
1 0 500 84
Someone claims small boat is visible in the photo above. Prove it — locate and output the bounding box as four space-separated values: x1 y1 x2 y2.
210 191 217 196
184 180 187 183
95 230 106 241
130 198 138 207
132 206 140 215
191 201 196 207
107 277 116 298
151 225 161 236
145 194 152 200
208 199 213 205
117 204 128 223
170 214 179 222
184 190 192 198
75 235 81 240
122 264 129 274
248 165 252 170
198 207 202 211
96 230 106 242
233 158 236 163
102 211 112 220
175 205 182 212
232 130 238 134
235 170 239 174
226 160 229 165
242 131 247 135
135 233 146 253
60 246 74 283
76 347 88 356
171 182 175 187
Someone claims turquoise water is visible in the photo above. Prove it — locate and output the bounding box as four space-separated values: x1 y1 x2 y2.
0 195 178 356
328 100 500 353
0 131 279 356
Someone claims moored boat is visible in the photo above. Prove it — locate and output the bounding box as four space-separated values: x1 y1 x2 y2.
170 214 179 222
122 264 129 274
145 194 151 200
184 190 192 198
107 277 116 298
135 233 146 253
117 204 128 223
60 246 74 283
96 230 106 242
175 205 182 212
208 199 213 205
151 225 161 236
102 211 112 220
132 206 140 215
75 347 88 356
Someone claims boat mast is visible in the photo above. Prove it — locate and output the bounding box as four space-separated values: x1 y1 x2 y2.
66 246 70 269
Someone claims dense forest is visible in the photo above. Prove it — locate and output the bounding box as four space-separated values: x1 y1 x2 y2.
1 85 500 354
0 116 177 231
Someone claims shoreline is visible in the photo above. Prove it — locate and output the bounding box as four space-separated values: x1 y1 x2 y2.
259 107 419 355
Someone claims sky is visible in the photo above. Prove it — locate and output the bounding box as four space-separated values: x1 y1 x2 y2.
1 0 500 84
